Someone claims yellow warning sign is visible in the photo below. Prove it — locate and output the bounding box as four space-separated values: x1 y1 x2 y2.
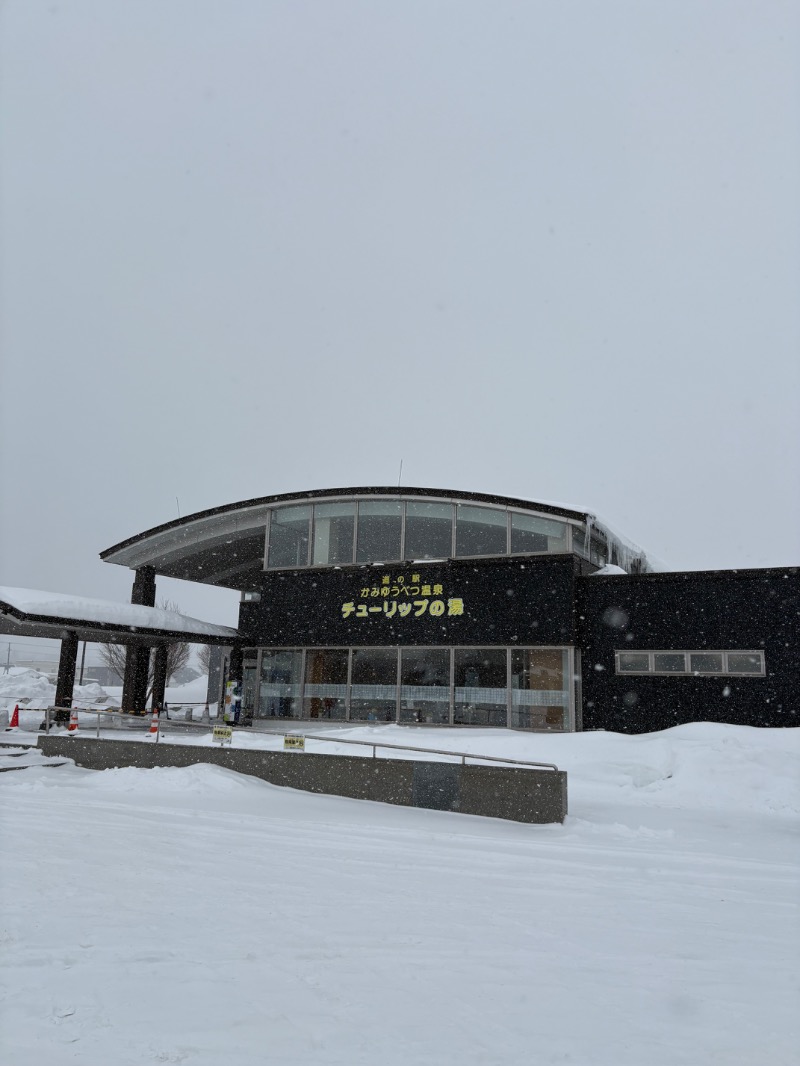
212 725 233 745
283 734 305 752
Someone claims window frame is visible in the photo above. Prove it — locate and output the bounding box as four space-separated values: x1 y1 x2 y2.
260 493 584 572
614 649 765 677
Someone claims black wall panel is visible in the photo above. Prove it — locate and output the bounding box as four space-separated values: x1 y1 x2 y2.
577 568 800 732
239 555 581 648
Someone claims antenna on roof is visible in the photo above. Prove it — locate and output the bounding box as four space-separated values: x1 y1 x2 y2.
176 497 181 518
397 459 403 487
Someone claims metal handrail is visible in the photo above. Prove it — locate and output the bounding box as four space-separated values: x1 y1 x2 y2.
38 707 560 771
275 731 560 770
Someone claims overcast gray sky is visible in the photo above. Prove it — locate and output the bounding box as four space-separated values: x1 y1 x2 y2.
1 0 798 636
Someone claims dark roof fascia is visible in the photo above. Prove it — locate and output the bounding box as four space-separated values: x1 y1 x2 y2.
0 601 238 645
578 565 799 584
100 487 590 561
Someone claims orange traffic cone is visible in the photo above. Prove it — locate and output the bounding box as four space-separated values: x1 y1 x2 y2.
5 704 19 730
148 707 160 738
67 708 79 733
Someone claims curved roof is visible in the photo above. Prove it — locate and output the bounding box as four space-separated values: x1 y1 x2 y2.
100 486 592 590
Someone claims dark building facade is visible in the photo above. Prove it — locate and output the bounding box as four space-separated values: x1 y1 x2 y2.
101 487 799 733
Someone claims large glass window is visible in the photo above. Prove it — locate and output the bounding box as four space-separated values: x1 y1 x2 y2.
267 505 311 569
453 648 508 726
404 502 453 561
350 647 398 722
510 648 569 730
312 502 355 566
511 513 568 554
356 500 403 563
304 648 348 719
258 650 303 718
455 505 508 558
399 648 451 724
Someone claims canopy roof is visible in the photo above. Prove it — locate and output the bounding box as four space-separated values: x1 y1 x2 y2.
100 486 592 590
0 586 238 646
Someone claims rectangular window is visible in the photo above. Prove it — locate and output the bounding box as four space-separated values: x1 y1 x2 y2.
455 505 508 558
303 648 348 720
258 649 303 718
690 652 724 674
615 650 766 677
404 502 453 561
356 500 403 563
653 652 686 673
267 506 311 569
617 652 651 673
453 648 508 726
510 648 569 730
399 648 451 724
511 513 568 555
726 652 765 675
312 502 355 566
350 647 398 722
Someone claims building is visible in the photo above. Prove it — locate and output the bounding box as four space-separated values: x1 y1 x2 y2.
99 487 799 732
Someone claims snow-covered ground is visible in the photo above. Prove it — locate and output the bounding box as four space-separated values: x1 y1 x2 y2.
1 723 798 1065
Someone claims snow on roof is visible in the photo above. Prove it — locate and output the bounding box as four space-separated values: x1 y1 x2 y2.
0 586 237 639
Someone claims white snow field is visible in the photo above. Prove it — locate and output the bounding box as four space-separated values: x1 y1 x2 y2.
1 724 798 1065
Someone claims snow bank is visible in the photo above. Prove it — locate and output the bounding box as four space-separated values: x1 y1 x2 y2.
0 668 117 710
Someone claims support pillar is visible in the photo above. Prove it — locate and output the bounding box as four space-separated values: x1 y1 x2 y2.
54 630 79 724
132 645 152 712
131 565 157 607
152 644 169 713
121 566 157 712
229 646 244 686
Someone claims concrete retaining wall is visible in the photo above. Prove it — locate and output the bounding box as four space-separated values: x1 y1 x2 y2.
39 737 567 824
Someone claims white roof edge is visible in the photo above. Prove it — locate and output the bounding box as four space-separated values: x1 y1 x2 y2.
0 586 238 639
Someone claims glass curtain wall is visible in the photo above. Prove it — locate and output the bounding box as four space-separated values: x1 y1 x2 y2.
356 500 403 563
510 649 569 730
267 506 311 568
350 647 398 721
312 502 355 566
453 648 508 725
265 497 579 568
404 502 453 560
455 506 508 557
259 649 303 718
511 513 567 554
304 649 348 719
399 648 451 723
253 647 573 730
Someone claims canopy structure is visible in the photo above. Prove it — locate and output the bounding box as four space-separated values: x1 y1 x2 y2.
99 486 597 591
0 586 238 646
0 586 238 715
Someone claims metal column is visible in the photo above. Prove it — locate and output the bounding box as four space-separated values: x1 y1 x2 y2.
54 630 79 723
